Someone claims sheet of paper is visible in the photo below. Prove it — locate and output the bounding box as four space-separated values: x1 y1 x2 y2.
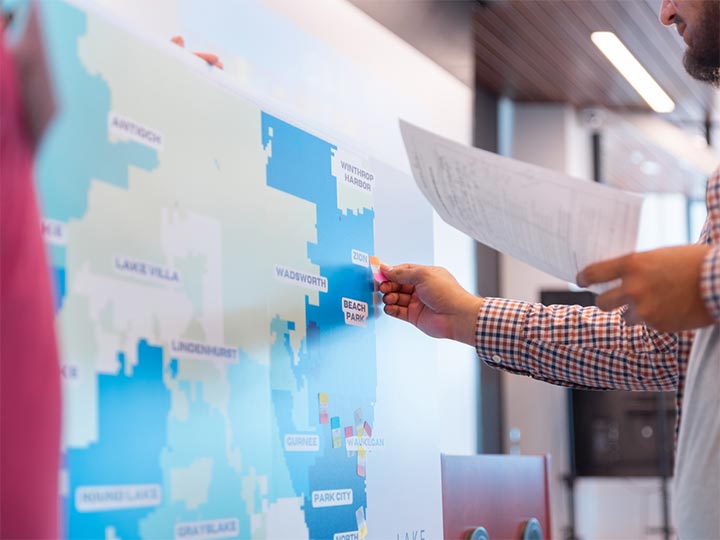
399 120 644 289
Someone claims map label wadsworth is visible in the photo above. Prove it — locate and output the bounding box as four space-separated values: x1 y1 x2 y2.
274 265 328 292
75 484 161 512
284 434 320 452
171 339 239 363
108 111 163 150
342 297 368 327
114 255 181 285
351 249 369 268
175 518 239 540
311 489 353 508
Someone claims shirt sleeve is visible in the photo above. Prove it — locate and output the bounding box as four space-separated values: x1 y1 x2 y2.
700 246 720 321
475 297 694 391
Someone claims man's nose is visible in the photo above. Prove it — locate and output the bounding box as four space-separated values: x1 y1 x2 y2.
659 0 677 26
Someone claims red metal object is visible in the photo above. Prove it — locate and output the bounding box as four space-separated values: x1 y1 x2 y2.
441 454 552 540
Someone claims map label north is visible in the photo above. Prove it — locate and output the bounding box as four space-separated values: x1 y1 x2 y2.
334 532 359 540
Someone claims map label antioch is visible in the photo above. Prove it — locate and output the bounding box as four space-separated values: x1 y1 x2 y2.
108 111 163 150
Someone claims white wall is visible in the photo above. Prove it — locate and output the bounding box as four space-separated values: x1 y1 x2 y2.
503 101 678 540
85 0 478 455
501 102 587 540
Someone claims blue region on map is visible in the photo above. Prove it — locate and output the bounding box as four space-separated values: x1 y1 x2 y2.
66 341 169 539
52 267 66 312
262 113 377 539
140 374 250 539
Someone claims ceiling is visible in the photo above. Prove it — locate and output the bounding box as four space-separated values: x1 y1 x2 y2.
351 0 718 131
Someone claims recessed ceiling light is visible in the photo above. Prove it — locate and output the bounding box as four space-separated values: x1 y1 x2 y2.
591 31 675 113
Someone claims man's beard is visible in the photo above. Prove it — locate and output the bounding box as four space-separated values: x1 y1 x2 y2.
683 1 720 87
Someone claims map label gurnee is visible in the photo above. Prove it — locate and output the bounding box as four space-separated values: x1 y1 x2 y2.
114 255 181 285
42 218 67 246
284 434 320 452
75 484 162 512
175 518 239 540
312 489 353 508
342 297 368 327
274 265 328 292
108 111 163 150
171 339 239 363
351 249 369 268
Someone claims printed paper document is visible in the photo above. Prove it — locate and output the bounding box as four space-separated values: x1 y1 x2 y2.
400 120 644 287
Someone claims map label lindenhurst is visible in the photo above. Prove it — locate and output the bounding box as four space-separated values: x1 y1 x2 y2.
171 339 239 363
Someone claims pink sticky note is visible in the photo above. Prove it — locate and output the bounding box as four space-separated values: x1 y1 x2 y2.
363 421 372 438
369 256 387 283
345 426 354 438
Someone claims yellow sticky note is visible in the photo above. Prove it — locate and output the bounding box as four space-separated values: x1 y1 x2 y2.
319 392 328 404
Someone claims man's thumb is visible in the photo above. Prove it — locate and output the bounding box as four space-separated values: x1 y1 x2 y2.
380 263 422 285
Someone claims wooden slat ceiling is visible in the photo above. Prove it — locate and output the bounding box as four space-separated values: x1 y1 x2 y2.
474 0 718 126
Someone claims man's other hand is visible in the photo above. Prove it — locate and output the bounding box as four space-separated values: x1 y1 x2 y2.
379 264 484 346
577 244 714 332
171 35 224 69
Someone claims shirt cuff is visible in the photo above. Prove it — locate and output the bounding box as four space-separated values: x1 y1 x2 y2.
700 246 720 321
475 297 530 364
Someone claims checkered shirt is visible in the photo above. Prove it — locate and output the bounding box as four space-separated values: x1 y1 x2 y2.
476 168 720 440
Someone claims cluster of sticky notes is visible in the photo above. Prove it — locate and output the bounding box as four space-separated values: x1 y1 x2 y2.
369 256 387 283
356 506 368 540
331 416 342 448
318 393 329 424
